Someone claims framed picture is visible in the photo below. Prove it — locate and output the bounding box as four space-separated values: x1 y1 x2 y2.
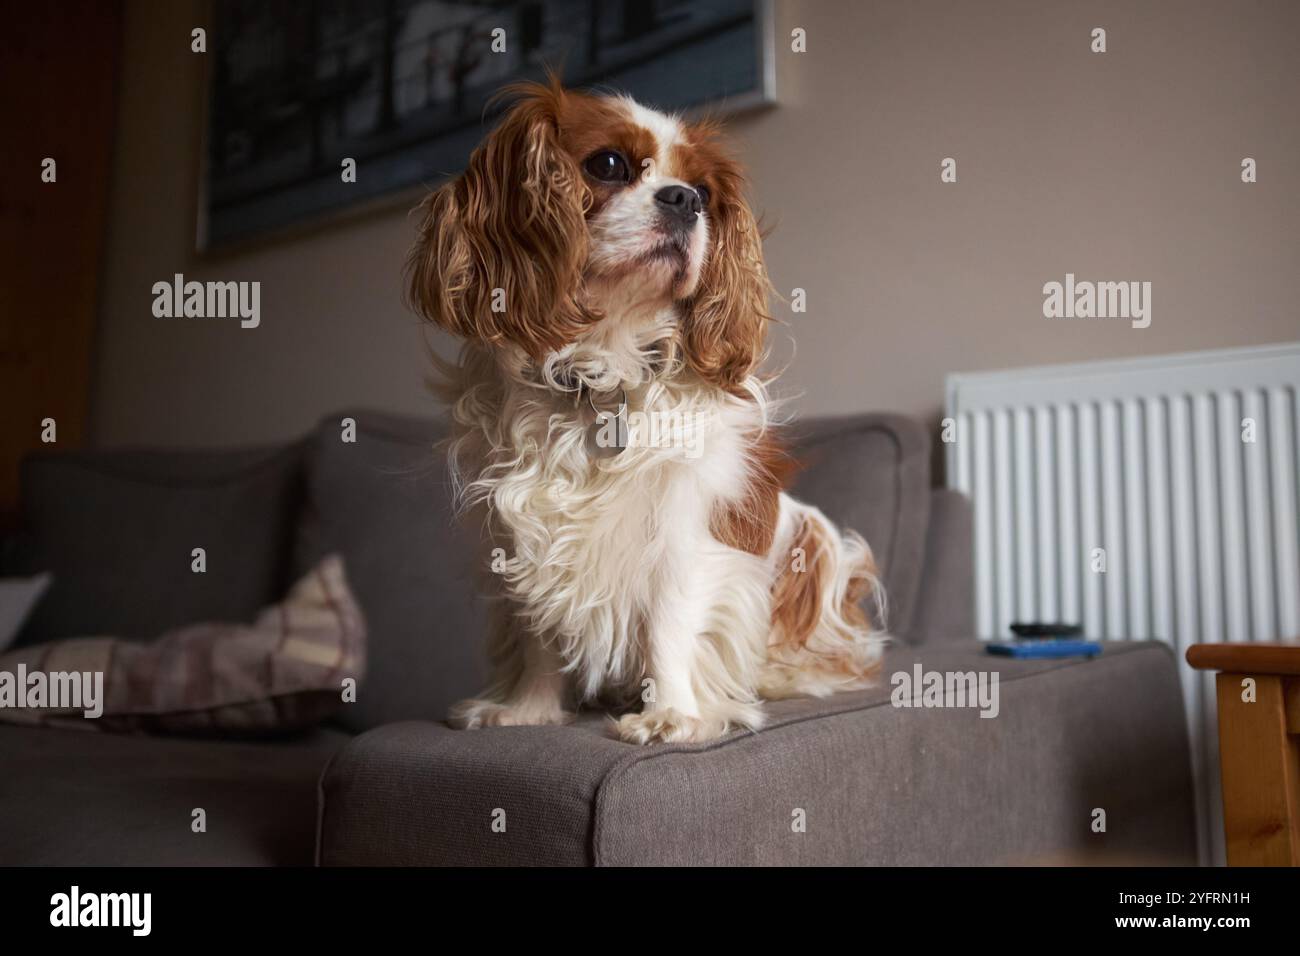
199 0 776 250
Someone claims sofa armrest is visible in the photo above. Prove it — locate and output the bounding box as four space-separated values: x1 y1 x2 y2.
317 642 1195 866
907 488 975 643
316 717 628 866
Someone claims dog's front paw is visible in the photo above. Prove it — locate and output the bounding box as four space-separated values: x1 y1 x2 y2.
448 698 572 729
614 708 726 745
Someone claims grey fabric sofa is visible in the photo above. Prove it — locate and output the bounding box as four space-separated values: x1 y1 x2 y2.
0 411 1197 866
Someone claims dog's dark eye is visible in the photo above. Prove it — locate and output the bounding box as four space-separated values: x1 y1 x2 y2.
584 150 631 184
694 184 711 208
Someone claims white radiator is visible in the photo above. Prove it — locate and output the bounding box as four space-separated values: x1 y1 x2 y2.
945 342 1300 866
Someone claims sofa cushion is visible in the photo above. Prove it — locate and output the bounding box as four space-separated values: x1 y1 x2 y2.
786 414 931 639
0 723 348 865
317 641 1195 866
293 411 489 733
11 442 303 646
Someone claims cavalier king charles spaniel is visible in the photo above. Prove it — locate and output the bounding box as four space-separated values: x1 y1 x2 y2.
407 80 886 744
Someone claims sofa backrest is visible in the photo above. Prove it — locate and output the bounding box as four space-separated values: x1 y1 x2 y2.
290 411 488 734
7 443 304 646
296 410 933 732
7 409 935 733
785 413 932 639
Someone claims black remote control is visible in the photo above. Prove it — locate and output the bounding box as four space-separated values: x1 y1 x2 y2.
1009 622 1084 639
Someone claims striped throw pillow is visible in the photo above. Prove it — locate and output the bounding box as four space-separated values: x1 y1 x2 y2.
0 555 365 734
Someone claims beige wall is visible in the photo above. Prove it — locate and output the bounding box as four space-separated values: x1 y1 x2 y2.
91 0 1300 450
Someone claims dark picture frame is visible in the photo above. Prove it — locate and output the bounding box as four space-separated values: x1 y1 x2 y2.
198 0 776 250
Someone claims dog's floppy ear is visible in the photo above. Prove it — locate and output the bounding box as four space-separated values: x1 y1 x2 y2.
406 81 594 358
679 124 770 393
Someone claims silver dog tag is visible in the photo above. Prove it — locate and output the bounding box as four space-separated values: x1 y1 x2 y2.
590 389 628 457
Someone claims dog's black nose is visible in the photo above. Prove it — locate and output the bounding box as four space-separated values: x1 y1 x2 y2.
654 184 701 223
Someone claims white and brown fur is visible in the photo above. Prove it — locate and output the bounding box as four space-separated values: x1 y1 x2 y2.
407 80 886 744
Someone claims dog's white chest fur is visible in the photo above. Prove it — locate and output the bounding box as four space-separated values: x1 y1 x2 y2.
464 374 772 702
